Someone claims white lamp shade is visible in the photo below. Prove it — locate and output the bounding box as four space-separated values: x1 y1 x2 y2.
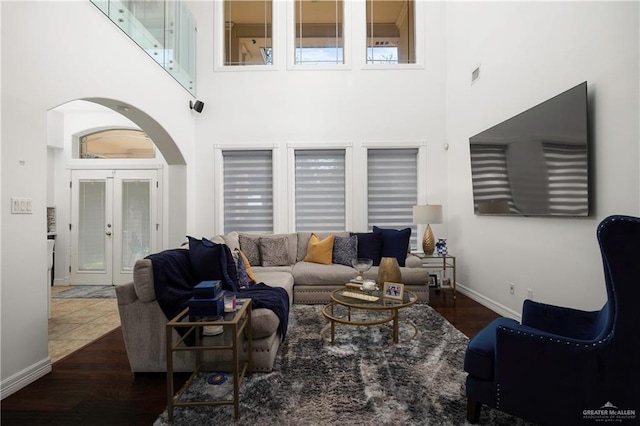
413 204 443 224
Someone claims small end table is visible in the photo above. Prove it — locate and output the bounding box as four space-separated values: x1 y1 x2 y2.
413 253 457 299
166 298 252 421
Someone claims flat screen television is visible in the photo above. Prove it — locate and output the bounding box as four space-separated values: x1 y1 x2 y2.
469 81 590 216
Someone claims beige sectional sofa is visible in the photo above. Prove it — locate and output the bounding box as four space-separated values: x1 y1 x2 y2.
115 230 430 373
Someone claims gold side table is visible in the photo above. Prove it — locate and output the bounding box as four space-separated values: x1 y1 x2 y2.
166 298 252 421
413 253 457 299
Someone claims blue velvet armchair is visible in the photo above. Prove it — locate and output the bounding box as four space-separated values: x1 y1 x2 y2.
463 215 640 425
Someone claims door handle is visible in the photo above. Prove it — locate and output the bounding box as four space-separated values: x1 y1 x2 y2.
105 231 112 236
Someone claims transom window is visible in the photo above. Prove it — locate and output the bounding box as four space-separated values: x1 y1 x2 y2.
80 129 155 159
295 0 344 65
224 0 273 66
366 0 415 64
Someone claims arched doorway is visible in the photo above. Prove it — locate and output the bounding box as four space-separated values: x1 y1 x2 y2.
48 98 187 288
46 98 187 361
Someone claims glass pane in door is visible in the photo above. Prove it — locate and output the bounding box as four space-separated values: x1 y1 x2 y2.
121 180 151 270
78 181 106 271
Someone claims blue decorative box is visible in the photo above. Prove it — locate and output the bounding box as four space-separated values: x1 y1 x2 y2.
193 280 221 299
189 293 224 317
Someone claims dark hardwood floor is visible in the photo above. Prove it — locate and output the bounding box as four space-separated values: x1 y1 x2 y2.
1 289 501 425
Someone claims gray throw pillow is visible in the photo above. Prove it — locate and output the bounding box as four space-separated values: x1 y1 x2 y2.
239 235 260 266
260 237 290 266
332 235 358 266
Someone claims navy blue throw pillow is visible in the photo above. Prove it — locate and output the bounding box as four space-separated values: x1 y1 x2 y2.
350 232 383 266
372 226 411 267
235 249 254 289
187 236 239 292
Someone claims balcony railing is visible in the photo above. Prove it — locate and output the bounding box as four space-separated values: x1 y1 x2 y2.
91 0 196 95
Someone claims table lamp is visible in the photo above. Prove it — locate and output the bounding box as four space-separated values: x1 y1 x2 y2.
412 204 443 255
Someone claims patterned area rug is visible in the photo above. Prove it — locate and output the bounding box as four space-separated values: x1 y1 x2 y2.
52 285 116 299
154 304 530 426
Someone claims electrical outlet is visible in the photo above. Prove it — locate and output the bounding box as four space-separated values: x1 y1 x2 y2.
509 283 515 295
527 288 534 300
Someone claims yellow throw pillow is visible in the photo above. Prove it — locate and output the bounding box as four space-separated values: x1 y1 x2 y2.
238 249 257 282
303 233 335 265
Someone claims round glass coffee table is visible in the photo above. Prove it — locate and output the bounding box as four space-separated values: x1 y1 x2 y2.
321 287 418 347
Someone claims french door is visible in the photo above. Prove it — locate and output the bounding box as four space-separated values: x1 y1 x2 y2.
70 169 160 286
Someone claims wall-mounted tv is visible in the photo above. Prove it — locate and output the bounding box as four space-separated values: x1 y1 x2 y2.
469 81 590 217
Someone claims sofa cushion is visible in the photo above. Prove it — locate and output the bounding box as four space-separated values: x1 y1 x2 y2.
250 270 294 308
351 232 383 266
404 254 423 268
222 231 240 251
260 237 290 266
303 233 335 265
292 261 355 285
373 226 411 267
332 234 358 266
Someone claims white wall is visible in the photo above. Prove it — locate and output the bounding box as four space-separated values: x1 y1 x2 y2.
445 2 640 317
187 0 449 238
1 1 194 397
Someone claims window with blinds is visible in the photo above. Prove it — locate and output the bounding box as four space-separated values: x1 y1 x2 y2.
367 148 418 247
223 150 274 233
295 149 345 231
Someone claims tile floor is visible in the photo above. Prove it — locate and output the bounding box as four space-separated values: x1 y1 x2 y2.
49 286 121 363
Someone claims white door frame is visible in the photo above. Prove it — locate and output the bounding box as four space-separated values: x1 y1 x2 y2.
69 167 162 286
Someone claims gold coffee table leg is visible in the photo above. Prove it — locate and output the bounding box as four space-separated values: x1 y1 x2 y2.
392 310 399 344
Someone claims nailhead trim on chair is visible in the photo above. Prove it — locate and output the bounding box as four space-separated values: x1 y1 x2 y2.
497 326 613 348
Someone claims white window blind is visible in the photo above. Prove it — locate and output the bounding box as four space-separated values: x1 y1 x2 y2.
295 149 345 231
223 150 274 233
367 148 418 247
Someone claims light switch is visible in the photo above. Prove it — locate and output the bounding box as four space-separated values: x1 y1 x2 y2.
11 197 33 214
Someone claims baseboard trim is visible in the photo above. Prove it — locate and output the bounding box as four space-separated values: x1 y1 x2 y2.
1 357 52 400
456 284 522 321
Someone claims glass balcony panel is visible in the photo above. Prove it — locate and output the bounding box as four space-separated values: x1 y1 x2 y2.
91 0 196 95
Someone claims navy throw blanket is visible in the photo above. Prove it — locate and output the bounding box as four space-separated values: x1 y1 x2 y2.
148 244 290 341
236 283 290 339
149 248 198 324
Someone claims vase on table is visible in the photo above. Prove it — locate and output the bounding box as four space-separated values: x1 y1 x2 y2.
377 257 402 286
351 258 373 281
436 239 448 256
